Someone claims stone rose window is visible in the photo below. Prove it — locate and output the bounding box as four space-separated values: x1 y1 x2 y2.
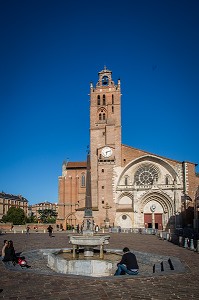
134 163 159 185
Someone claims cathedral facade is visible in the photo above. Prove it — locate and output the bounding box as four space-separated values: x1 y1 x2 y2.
57 68 199 231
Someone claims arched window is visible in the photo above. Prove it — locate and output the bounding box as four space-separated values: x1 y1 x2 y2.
81 174 85 187
98 108 106 122
103 94 106 105
112 94 114 104
97 95 100 105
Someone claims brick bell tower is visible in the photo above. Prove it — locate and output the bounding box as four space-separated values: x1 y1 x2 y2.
90 67 122 226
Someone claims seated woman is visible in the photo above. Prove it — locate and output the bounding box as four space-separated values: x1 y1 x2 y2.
3 240 17 263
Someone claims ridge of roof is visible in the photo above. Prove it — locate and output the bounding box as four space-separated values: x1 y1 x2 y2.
66 161 87 168
0 192 28 202
122 144 197 165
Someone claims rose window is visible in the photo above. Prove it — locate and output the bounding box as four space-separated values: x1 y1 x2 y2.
134 164 159 185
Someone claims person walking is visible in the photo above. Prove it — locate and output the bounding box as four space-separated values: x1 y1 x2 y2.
47 225 53 237
114 247 139 276
26 225 30 234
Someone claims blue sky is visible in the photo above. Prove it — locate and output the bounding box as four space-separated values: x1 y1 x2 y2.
0 0 198 205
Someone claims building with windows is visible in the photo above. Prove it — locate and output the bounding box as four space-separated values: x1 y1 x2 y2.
30 201 58 219
0 192 28 219
57 67 199 231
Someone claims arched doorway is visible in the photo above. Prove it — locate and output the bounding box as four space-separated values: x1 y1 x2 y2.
66 212 77 229
140 192 173 230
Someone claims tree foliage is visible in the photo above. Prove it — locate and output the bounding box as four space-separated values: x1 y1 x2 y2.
2 207 26 225
26 212 37 223
38 209 57 223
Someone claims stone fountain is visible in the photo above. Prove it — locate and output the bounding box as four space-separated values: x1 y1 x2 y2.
68 153 110 259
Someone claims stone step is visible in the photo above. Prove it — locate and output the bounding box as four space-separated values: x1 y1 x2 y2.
153 258 175 273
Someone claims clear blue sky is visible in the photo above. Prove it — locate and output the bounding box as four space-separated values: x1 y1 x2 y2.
0 0 198 205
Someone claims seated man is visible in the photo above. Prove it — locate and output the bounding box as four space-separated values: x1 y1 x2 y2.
114 247 139 276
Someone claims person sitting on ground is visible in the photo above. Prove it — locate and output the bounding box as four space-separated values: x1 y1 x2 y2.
3 240 17 263
114 247 139 276
1 240 8 260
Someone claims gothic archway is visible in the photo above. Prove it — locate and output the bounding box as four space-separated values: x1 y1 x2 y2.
138 191 173 230
66 212 77 228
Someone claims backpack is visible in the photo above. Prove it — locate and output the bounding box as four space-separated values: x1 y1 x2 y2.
17 258 27 267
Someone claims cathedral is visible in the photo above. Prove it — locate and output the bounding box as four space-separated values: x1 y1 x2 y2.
57 67 199 231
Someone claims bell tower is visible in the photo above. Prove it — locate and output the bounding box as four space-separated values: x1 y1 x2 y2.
89 67 122 223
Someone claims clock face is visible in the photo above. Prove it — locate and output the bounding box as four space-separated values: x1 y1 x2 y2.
101 147 112 158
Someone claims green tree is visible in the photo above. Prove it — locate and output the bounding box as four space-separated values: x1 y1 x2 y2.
2 207 26 225
26 212 38 223
38 209 57 223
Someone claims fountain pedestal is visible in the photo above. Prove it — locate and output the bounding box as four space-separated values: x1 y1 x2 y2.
68 234 110 258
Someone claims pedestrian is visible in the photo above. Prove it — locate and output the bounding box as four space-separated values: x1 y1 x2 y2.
26 225 30 234
47 225 53 237
76 224 79 233
114 247 139 276
95 224 99 233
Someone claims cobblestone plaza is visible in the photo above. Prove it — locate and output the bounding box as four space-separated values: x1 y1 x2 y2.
1 232 199 299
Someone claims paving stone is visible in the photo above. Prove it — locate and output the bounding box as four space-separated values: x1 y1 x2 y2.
0 232 199 299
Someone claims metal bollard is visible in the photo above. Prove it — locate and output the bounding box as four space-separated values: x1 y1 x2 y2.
184 237 188 248
190 239 195 251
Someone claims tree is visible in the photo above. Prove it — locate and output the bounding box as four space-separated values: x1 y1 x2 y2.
2 207 26 225
26 212 37 223
37 209 57 223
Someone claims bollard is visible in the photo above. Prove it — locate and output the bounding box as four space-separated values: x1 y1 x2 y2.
184 237 188 248
197 240 199 253
190 239 195 251
179 236 183 247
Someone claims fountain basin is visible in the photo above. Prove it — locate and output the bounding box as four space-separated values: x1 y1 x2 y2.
46 248 186 277
48 250 116 277
68 235 110 246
